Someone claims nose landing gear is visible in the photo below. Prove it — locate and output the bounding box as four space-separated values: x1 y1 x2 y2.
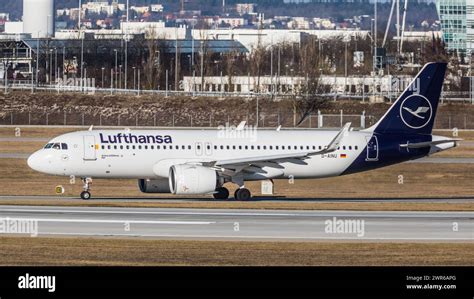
80 177 92 200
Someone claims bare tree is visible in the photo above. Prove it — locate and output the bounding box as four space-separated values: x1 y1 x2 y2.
142 30 166 90
294 36 331 126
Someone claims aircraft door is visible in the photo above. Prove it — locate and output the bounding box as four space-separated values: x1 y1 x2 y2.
365 135 378 161
83 135 97 161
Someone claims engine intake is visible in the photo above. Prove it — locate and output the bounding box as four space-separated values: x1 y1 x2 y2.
138 178 171 193
169 164 217 194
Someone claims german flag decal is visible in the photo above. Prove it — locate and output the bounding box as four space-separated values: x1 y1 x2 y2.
340 154 347 158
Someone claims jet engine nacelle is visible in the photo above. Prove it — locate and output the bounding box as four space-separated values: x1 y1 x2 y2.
138 178 171 193
169 164 217 195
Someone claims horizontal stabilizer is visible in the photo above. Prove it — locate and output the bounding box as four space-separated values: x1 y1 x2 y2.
400 139 461 149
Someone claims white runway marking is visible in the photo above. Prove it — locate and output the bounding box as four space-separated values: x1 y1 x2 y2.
0 207 301 217
7 218 214 225
1 207 472 218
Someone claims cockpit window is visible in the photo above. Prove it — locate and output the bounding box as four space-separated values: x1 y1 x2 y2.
44 142 68 150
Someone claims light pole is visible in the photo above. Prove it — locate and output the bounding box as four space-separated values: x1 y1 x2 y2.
80 30 84 78
114 49 118 89
138 68 141 96
344 40 348 93
188 55 192 74
36 31 40 87
344 41 348 78
191 23 195 72
125 38 128 90
200 41 204 91
155 50 160 90
175 29 179 91
4 64 8 94
133 66 136 90
54 48 57 82
101 67 105 89
49 49 53 84
119 65 122 90
278 45 281 93
62 46 65 78
73 56 77 79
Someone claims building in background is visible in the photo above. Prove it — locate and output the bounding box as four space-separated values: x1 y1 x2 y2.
436 0 468 54
23 0 55 38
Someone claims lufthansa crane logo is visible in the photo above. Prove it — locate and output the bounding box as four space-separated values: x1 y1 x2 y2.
399 94 432 129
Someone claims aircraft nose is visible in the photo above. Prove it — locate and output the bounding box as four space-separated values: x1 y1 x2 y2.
27 151 42 172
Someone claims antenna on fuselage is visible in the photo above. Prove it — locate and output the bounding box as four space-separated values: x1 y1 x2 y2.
276 125 281 131
88 125 94 131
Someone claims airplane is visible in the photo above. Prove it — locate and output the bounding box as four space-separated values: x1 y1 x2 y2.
27 62 460 200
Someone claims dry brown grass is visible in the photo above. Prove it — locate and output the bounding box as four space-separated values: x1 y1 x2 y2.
0 141 45 153
434 146 474 157
0 236 472 266
433 129 474 141
2 159 474 199
0 127 79 138
0 158 473 210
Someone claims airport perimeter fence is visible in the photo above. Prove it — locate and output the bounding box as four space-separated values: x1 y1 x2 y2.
4 82 474 103
2 109 473 129
0 110 377 129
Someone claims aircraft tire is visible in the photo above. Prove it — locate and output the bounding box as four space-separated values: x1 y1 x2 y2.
235 188 251 201
213 187 230 200
80 191 91 200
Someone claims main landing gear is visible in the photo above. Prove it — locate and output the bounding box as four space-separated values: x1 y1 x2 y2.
80 177 92 200
234 188 251 201
213 186 252 200
213 187 230 200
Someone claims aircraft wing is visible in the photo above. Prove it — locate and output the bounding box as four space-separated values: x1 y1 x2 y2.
204 152 312 168
202 122 352 170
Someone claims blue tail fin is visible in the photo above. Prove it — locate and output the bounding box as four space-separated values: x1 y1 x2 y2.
369 62 447 135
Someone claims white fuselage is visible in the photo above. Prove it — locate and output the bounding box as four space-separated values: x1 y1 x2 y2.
27 129 373 180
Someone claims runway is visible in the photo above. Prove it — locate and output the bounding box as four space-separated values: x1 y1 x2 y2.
0 205 472 241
